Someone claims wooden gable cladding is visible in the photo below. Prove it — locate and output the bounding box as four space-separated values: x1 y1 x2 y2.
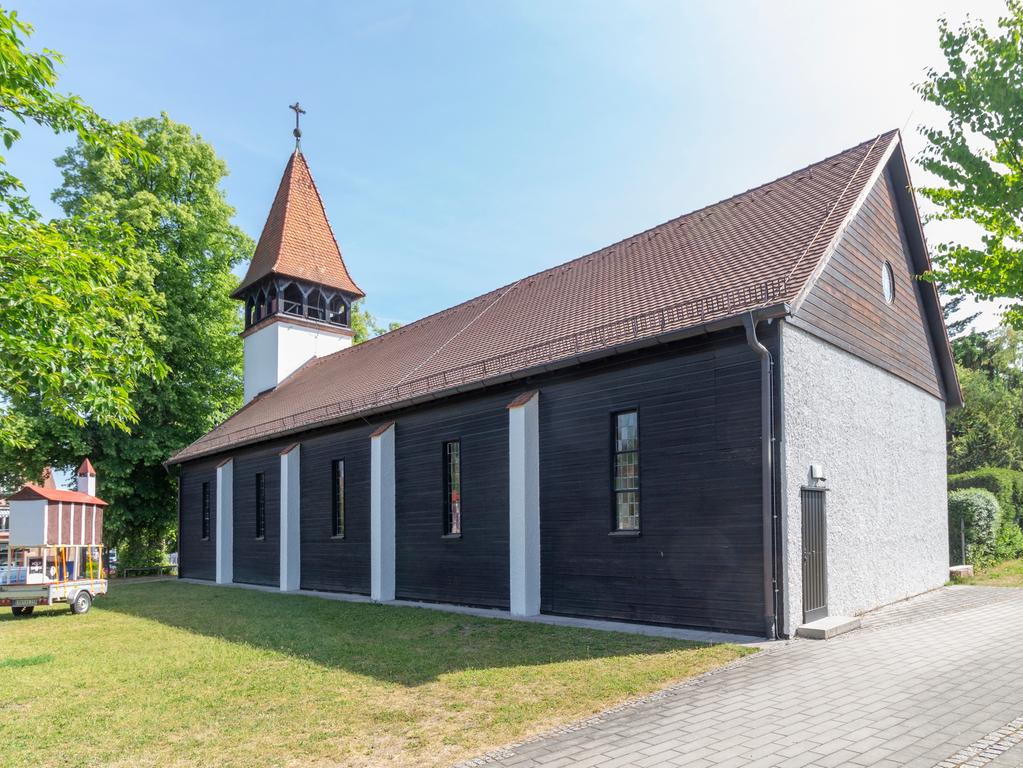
790 168 946 401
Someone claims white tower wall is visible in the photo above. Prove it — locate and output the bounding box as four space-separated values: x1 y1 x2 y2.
243 320 352 403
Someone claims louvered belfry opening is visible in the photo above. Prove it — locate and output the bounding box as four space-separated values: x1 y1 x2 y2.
240 277 352 331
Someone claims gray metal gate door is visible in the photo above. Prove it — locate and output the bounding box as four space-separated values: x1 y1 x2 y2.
801 487 828 623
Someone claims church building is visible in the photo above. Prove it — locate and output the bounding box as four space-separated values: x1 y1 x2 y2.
169 128 960 638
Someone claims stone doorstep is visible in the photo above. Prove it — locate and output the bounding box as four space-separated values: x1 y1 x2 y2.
950 564 975 582
795 615 862 640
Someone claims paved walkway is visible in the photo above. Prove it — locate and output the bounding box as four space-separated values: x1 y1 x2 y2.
462 586 1023 768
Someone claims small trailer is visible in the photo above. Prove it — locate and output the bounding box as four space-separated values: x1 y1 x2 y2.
0 459 107 616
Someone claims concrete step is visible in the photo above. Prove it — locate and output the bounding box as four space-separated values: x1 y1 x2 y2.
796 615 861 640
949 565 974 582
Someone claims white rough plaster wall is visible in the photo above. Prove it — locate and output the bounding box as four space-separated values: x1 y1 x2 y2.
780 322 948 635
243 320 351 403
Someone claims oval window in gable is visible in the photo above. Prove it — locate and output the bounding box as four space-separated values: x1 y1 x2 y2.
881 261 895 304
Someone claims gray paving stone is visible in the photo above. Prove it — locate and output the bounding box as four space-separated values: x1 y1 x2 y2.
458 586 1023 768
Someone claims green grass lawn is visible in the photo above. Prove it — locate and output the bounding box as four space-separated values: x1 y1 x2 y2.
0 581 753 767
963 558 1023 587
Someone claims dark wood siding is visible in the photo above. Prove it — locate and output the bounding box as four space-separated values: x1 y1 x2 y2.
178 459 217 581
233 445 281 586
300 425 372 594
395 392 510 608
791 168 945 400
539 329 765 633
175 329 767 632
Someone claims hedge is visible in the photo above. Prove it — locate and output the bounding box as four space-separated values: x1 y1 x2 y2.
948 488 1001 566
948 467 1023 526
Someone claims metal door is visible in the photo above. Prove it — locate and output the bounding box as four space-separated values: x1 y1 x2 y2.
801 487 828 623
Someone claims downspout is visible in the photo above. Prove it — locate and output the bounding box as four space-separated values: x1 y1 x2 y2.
743 313 778 639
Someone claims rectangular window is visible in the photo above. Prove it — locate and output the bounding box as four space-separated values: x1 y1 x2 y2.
201 482 211 540
255 472 266 539
443 440 461 536
612 411 640 531
331 459 345 538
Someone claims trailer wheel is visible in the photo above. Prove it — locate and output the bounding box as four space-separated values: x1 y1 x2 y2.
70 591 92 615
11 606 34 617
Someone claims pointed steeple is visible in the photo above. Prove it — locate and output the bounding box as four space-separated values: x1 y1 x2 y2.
234 135 364 405
232 150 364 299
76 458 97 496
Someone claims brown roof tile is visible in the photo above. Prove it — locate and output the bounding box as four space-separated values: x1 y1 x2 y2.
172 131 900 464
233 151 364 298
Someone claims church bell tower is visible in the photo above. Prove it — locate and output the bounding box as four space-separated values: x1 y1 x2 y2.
233 104 364 404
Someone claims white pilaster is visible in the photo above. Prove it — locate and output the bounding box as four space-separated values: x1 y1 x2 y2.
508 391 540 616
280 444 302 592
370 422 396 602
215 458 234 584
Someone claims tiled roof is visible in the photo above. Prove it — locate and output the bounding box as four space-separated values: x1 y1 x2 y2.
172 131 899 464
8 484 107 506
232 151 364 298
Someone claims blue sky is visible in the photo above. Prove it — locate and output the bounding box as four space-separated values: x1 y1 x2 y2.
8 0 1007 328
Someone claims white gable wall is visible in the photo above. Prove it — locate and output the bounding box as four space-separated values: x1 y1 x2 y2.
779 321 948 636
243 319 352 404
9 499 46 547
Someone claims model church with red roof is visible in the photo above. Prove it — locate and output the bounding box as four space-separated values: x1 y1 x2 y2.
8 459 106 549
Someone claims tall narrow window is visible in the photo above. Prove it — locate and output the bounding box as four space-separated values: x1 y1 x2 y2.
443 440 461 535
255 472 266 539
331 459 345 538
612 411 640 531
201 481 211 540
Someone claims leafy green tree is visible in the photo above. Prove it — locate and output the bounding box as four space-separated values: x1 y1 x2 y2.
953 326 1023 389
947 324 1023 474
942 292 980 339
948 364 1023 473
29 114 254 565
351 301 400 342
916 2 1023 328
0 9 164 448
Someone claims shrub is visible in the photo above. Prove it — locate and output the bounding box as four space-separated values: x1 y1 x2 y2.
996 520 1023 562
948 488 1001 567
948 467 1023 526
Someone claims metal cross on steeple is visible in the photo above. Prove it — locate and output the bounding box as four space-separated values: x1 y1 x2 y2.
289 101 306 149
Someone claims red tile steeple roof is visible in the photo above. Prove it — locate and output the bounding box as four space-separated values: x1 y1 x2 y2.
232 151 364 298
